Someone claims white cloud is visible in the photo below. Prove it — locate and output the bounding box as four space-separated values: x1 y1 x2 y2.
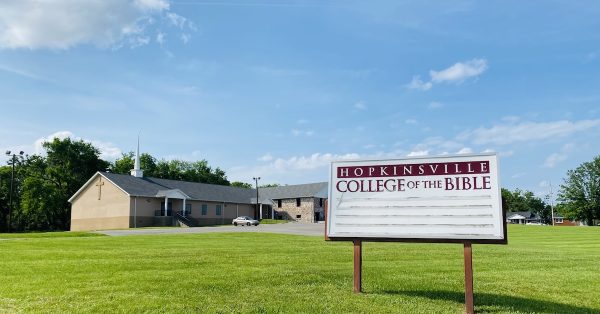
0 0 189 49
33 131 122 160
181 33 191 44
428 101 443 109
407 58 488 91
354 101 367 110
459 119 600 145
407 150 429 157
135 0 170 10
228 152 361 183
456 147 473 154
258 153 273 162
156 32 165 45
0 64 45 81
543 143 575 168
430 59 488 83
407 76 432 91
291 129 314 137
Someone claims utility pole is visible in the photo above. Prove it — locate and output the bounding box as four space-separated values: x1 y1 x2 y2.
253 177 260 219
549 181 555 226
5 150 24 232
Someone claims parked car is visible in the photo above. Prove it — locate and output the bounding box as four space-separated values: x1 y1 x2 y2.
232 216 260 226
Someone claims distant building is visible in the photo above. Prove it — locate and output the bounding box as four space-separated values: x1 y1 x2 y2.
68 172 328 231
260 183 328 223
552 216 583 226
69 147 328 231
506 211 541 224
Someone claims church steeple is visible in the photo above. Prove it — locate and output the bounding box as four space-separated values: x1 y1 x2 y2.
130 135 144 178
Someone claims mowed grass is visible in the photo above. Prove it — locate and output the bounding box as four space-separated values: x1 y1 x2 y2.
1 225 599 313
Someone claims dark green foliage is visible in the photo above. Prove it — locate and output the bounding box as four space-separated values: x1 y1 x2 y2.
231 181 253 189
558 155 600 225
111 152 157 175
112 153 229 185
259 183 281 188
152 159 230 185
9 138 109 231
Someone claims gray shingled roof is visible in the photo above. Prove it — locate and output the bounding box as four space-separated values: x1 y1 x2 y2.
259 182 328 200
102 172 256 204
100 172 328 204
507 211 541 220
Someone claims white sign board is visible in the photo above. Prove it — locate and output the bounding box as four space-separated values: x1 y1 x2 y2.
327 153 505 242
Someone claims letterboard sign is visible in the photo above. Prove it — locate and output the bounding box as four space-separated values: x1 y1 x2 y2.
327 153 505 243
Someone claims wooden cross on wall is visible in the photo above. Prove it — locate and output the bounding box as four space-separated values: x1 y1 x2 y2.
95 179 105 200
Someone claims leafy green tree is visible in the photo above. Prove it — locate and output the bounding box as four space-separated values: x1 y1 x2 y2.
153 159 229 185
0 160 25 232
231 181 253 189
14 138 109 231
260 183 281 188
112 153 230 185
111 152 157 175
558 155 600 226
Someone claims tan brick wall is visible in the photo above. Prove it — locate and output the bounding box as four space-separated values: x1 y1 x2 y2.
132 198 255 226
275 197 316 223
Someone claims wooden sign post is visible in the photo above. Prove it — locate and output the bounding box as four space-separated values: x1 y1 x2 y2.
326 153 507 313
353 240 362 293
464 242 474 314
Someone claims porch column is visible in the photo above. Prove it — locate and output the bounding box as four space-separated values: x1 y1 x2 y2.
164 196 169 216
182 198 186 217
260 203 263 219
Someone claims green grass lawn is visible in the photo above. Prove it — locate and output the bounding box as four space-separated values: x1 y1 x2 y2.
1 225 599 313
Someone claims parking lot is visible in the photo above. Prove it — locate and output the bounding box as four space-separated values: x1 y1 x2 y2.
97 222 326 237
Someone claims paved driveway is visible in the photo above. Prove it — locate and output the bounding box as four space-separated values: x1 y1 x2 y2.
97 222 326 237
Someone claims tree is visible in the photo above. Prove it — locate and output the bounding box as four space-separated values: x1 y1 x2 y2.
111 152 157 175
558 155 600 226
260 183 281 188
231 181 253 189
14 138 109 231
501 188 550 224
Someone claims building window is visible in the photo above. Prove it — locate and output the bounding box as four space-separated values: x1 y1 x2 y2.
216 204 222 216
201 204 208 215
555 218 563 224
185 203 191 215
277 199 282 208
319 198 323 207
296 198 301 207
296 214 301 219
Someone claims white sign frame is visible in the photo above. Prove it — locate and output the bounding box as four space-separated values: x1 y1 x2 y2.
326 153 507 244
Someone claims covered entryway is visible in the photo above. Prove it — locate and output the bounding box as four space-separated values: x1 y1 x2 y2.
154 189 191 226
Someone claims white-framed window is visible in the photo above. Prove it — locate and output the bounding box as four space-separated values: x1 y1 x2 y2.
555 218 563 224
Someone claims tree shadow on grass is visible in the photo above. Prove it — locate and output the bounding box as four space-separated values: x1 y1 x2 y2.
381 289 600 313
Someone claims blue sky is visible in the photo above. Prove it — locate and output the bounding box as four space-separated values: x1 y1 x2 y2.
0 0 599 198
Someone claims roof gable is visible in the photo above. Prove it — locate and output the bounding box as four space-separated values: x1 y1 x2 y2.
68 172 129 203
259 182 328 200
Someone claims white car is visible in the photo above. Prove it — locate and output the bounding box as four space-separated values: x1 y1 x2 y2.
232 216 259 226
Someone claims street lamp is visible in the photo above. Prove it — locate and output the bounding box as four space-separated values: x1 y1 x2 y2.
253 177 260 219
5 150 24 232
